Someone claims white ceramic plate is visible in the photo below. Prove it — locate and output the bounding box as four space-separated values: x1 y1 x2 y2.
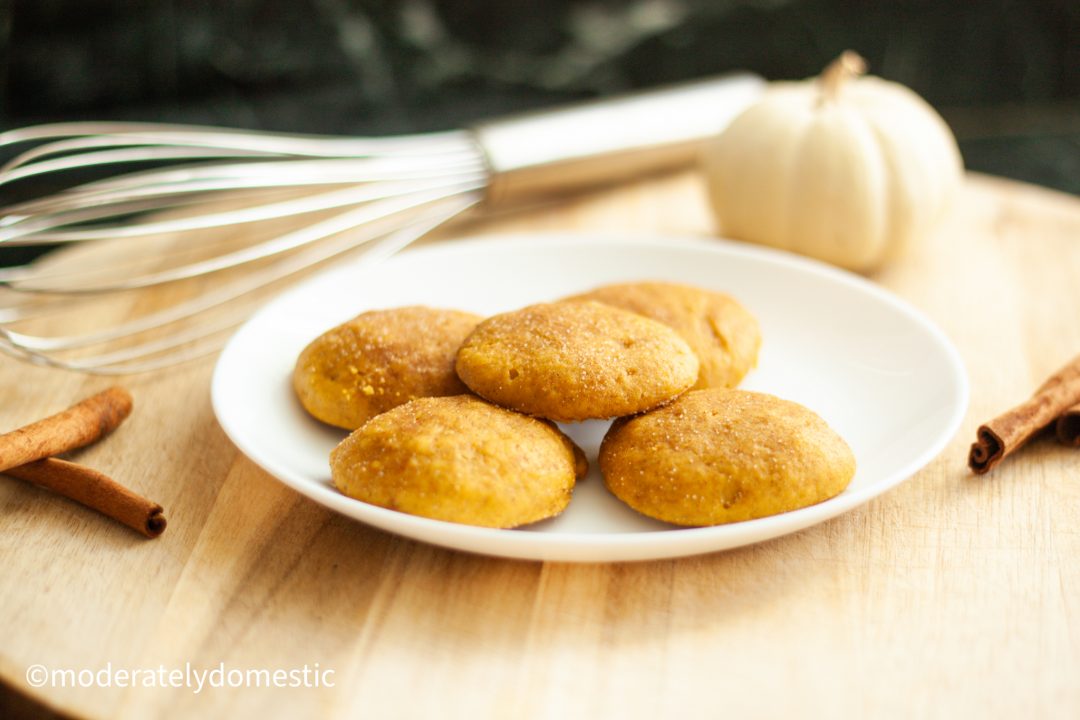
212 234 968 562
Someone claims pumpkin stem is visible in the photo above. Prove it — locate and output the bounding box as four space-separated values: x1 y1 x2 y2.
819 51 867 103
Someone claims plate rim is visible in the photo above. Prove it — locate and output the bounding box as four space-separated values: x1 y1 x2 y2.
211 232 970 561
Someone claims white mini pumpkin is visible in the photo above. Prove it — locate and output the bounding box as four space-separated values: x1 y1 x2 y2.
702 52 963 272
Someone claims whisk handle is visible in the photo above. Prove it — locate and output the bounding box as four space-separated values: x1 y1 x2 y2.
471 72 764 207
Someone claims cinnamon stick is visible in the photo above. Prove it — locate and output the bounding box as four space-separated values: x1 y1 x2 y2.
1056 404 1080 447
0 387 133 473
4 458 166 538
0 386 164 538
969 354 1080 474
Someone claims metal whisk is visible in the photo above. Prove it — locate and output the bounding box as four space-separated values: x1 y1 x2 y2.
0 74 762 374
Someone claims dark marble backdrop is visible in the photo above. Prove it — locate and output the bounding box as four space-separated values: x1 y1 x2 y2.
1 0 1077 194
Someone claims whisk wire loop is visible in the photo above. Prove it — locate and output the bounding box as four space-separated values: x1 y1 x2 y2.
0 123 488 374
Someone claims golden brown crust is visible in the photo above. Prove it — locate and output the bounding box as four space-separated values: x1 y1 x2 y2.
565 281 761 389
330 395 584 528
599 389 855 526
293 306 481 430
455 301 699 422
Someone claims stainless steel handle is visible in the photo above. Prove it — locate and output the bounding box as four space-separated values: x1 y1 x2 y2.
471 73 764 207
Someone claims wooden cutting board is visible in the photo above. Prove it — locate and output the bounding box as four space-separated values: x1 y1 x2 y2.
1 172 1078 719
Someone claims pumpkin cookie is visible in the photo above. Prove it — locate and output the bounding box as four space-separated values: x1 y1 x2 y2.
600 389 855 526
565 281 760 389
294 306 481 430
455 301 699 422
331 395 586 528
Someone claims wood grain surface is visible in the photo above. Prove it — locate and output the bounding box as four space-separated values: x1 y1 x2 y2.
1 172 1078 719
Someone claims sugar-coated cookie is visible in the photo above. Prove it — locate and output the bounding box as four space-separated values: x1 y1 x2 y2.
294 306 481 429
455 301 698 422
566 281 760 389
331 395 586 528
600 389 855 525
